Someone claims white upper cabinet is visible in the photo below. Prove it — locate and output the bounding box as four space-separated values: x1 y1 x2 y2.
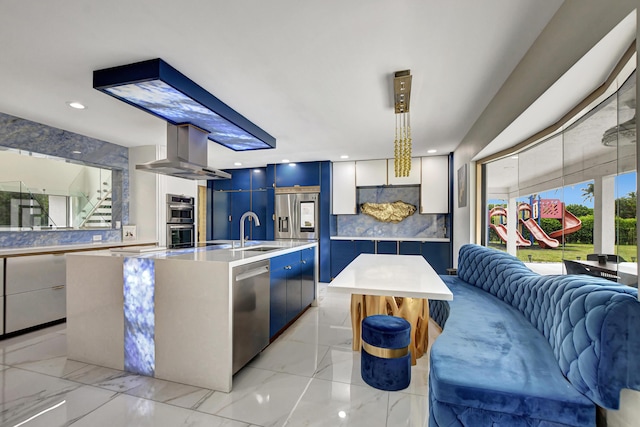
332 162 357 214
355 160 387 186
420 156 449 213
387 158 421 185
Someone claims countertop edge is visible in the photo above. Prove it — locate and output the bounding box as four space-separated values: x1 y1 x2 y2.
0 240 158 257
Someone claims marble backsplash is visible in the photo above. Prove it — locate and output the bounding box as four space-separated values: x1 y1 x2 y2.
336 186 448 238
0 112 129 247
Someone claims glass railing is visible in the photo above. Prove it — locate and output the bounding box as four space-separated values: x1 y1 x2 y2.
0 180 58 230
0 166 113 230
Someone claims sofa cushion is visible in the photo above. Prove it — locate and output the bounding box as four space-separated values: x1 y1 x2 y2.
430 277 594 427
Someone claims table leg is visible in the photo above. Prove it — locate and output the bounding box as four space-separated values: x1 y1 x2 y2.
351 294 364 351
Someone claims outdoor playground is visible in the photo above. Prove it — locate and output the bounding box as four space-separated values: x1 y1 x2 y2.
489 198 582 249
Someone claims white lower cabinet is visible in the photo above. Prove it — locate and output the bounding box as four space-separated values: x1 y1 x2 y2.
5 254 67 334
6 254 66 294
6 287 66 333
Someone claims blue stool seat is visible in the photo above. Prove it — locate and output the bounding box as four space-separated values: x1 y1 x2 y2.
361 315 411 391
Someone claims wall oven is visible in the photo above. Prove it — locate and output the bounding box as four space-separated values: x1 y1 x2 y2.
166 223 195 249
166 194 194 248
167 194 195 223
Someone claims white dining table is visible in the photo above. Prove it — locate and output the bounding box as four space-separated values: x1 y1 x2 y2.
329 254 453 299
328 254 453 363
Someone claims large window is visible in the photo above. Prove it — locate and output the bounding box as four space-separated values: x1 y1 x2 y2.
483 71 636 276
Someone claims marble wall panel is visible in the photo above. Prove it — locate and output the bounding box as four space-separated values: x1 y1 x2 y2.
336 186 447 238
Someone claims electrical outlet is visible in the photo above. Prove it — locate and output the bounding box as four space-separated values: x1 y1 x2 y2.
93 235 102 242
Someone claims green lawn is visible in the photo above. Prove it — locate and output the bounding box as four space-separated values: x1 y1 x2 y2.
488 242 637 263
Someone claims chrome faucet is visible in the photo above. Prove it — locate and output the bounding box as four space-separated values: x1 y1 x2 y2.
240 211 260 248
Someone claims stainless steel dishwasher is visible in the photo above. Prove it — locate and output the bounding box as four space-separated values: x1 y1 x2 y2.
232 259 270 374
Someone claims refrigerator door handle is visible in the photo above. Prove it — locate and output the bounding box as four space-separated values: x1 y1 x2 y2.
282 217 289 232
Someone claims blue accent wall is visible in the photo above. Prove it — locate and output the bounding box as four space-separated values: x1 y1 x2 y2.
0 111 129 247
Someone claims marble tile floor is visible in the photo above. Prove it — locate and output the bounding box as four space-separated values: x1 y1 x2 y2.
0 284 430 426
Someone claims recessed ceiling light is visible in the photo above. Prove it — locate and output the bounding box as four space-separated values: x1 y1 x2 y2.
234 162 242 166
71 150 82 154
427 149 437 154
282 159 290 163
289 163 297 166
67 101 86 110
511 155 519 159
340 155 349 159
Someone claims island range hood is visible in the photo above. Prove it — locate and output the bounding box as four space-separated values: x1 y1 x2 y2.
136 124 231 180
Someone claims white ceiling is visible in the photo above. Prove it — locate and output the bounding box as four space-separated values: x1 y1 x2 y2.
0 0 564 170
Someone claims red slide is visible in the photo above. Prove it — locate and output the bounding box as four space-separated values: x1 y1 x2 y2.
519 218 560 248
549 208 582 242
490 223 532 247
489 207 531 247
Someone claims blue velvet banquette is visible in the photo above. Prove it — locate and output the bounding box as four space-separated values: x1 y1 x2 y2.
428 244 640 427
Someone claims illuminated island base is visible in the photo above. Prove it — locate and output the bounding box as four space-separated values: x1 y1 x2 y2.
66 241 317 392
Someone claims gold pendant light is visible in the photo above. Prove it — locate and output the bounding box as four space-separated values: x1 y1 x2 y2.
393 70 412 177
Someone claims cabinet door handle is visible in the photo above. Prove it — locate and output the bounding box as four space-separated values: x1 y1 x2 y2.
301 260 306 264
228 215 232 222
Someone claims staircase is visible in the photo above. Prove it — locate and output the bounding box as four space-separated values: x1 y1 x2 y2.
80 186 112 228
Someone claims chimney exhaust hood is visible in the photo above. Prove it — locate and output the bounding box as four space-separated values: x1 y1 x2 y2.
136 124 231 180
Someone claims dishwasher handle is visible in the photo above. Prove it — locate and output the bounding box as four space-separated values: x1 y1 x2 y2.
235 265 270 282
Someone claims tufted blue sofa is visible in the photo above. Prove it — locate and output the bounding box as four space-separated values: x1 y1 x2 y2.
429 244 640 427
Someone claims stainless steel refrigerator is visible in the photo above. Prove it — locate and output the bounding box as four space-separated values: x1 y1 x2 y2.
274 188 319 241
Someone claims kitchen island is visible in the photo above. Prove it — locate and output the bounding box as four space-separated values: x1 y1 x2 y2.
66 240 317 392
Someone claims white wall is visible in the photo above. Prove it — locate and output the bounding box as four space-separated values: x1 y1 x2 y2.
129 146 161 242
128 145 198 246
452 2 639 424
0 150 85 195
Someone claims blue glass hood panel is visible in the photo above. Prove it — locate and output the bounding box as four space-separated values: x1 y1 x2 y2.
94 59 275 151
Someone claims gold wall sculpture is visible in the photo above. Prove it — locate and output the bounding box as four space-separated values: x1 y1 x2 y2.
360 201 416 223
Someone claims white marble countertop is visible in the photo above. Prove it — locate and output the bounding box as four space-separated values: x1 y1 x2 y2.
330 236 449 242
0 239 158 257
328 253 453 300
73 240 318 268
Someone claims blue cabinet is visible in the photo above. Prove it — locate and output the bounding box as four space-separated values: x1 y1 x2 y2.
330 240 356 279
300 247 316 308
330 239 375 278
275 162 321 187
211 168 251 191
211 191 230 240
377 241 398 254
210 167 270 240
230 192 251 240
421 242 451 274
251 168 267 190
251 190 267 240
285 256 302 323
330 239 451 277
399 241 421 255
270 255 288 338
270 249 316 339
